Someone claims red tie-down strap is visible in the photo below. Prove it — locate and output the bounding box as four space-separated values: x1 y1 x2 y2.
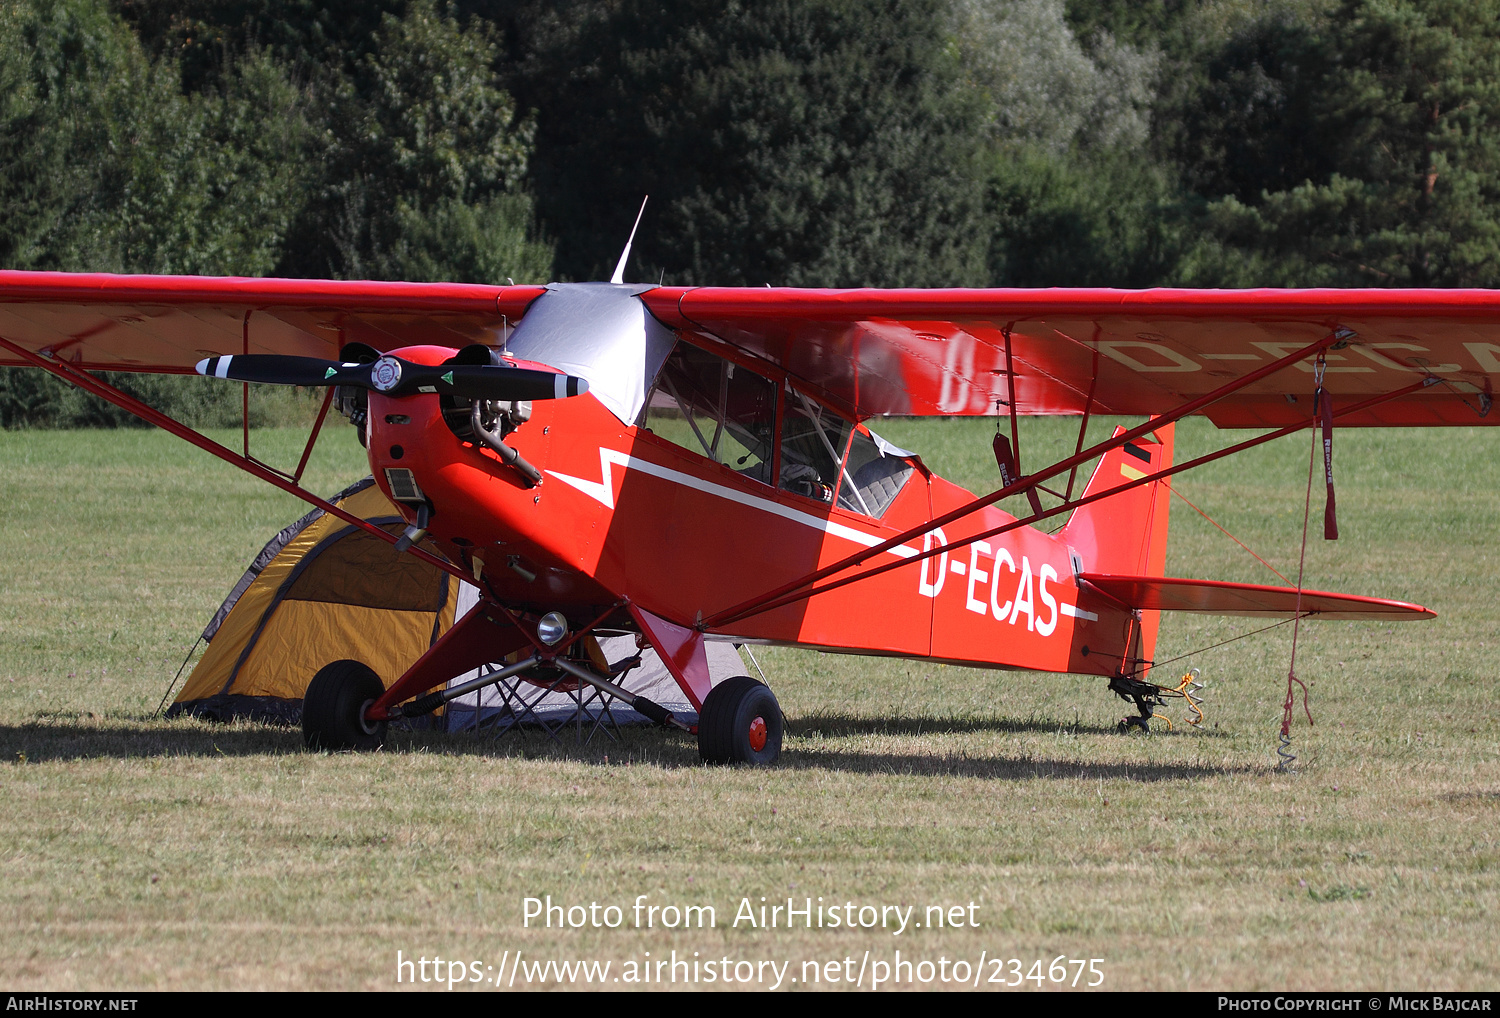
992 432 1018 487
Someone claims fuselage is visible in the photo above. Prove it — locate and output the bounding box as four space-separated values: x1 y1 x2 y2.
360 284 1150 681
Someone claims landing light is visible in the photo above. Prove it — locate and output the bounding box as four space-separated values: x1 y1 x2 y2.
537 612 569 646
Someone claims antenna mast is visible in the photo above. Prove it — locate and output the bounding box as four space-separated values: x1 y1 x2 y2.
610 196 650 285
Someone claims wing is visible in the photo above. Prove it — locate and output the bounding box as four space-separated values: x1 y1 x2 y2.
8 274 1499 428
643 287 1500 426
0 271 546 372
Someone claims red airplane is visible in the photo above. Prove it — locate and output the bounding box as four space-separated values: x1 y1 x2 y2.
3 269 1492 763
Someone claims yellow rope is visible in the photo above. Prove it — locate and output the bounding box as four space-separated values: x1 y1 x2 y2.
1174 669 1206 726
1137 669 1206 731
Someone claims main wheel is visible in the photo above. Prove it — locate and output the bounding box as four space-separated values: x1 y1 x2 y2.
303 659 387 751
698 675 783 765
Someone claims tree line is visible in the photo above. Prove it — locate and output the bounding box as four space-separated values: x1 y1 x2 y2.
4 0 1498 425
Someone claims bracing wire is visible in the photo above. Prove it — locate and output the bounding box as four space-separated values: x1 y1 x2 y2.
740 644 769 685
1169 486 1293 585
1148 615 1301 674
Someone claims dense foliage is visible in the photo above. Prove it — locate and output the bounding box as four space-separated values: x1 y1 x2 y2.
5 0 1500 425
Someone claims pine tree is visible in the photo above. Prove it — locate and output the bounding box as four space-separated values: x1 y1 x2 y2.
1172 0 1500 287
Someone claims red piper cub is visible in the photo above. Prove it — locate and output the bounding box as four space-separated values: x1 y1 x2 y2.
1 271 1474 764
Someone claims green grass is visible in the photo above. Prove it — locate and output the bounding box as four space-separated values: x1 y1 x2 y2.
1 420 1498 990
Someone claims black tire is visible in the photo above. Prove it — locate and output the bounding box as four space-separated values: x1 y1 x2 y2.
698 675 782 765
302 659 387 751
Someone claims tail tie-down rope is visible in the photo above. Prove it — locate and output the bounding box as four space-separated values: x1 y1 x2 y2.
1279 359 1327 771
1143 669 1207 732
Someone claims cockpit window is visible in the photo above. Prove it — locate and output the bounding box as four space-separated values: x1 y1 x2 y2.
642 344 777 481
779 387 853 503
642 349 914 515
839 427 914 518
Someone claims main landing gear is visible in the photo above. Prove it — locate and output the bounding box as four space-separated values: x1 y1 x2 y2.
301 654 786 766
697 675 783 766
303 659 388 750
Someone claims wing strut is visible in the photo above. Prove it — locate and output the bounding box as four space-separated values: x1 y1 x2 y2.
0 334 468 582
1063 341 1101 503
704 331 1346 629
1000 325 1043 517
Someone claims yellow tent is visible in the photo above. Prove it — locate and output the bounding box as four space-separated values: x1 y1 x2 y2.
168 478 461 724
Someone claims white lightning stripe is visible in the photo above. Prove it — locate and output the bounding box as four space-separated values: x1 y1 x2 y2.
548 448 919 561
216 356 232 379
1060 603 1097 621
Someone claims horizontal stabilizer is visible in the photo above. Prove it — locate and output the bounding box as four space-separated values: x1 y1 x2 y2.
1078 573 1434 621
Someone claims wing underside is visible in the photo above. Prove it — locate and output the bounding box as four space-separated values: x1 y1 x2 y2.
643 286 1500 427
0 271 546 371
2 272 1497 430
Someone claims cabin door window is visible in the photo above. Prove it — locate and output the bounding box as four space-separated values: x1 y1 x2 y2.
641 344 777 483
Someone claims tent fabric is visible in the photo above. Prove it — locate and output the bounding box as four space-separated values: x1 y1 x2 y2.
441 582 750 730
199 477 375 642
441 635 747 730
169 478 459 724
170 482 755 730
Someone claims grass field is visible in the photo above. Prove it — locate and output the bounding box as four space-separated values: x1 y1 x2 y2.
1 419 1497 991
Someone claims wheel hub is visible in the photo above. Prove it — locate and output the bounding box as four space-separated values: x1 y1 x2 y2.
747 715 768 752
358 698 381 736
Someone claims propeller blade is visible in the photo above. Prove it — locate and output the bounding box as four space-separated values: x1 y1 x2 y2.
195 354 589 401
195 354 369 387
437 365 590 401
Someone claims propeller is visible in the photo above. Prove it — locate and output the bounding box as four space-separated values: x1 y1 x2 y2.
194 352 589 402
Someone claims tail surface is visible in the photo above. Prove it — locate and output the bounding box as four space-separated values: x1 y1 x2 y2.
1059 422 1174 673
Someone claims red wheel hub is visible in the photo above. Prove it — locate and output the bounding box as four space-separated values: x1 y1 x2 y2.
748 715 768 752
